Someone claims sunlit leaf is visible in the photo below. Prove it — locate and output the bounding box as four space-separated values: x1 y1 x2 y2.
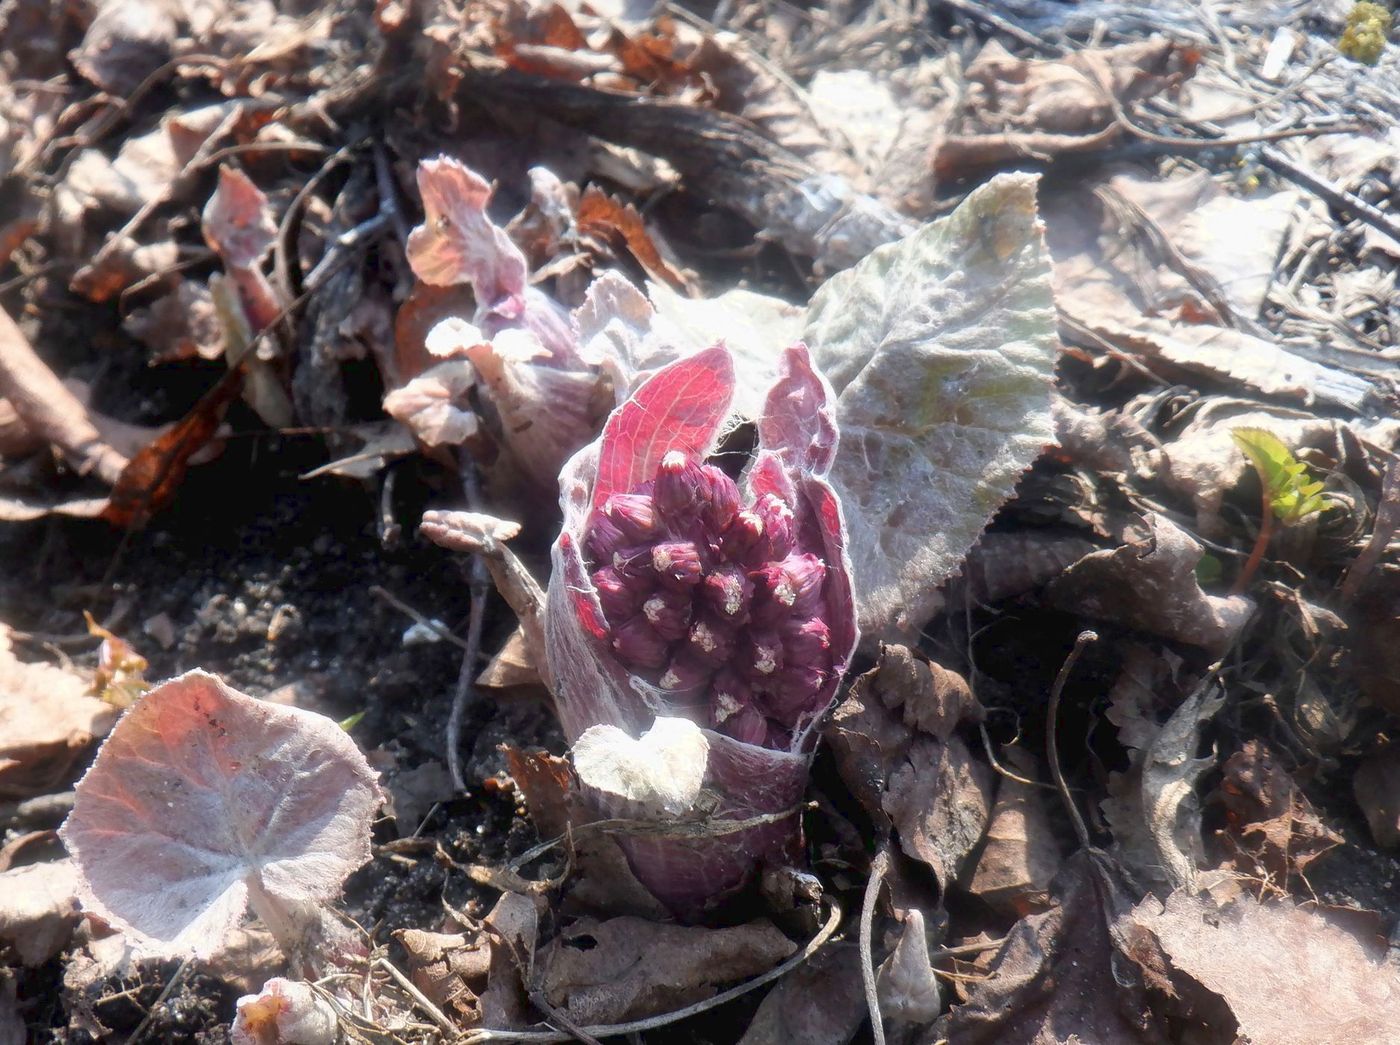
804 172 1058 642
1230 427 1333 524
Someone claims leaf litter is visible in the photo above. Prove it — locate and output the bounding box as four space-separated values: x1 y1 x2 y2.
1 0 1399 1040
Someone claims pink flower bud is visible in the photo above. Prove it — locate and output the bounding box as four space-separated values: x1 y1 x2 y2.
603 492 659 542
610 615 670 669
641 588 693 641
719 510 765 561
651 540 704 588
658 652 713 695
753 553 827 619
585 514 627 565
593 565 646 621
654 451 708 525
686 613 736 665
701 565 753 621
762 665 828 721
752 494 796 562
741 628 785 679
782 617 832 663
711 668 753 714
700 467 741 532
717 704 769 746
610 544 658 580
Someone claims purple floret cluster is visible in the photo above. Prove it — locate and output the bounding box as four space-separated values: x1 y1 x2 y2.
584 450 835 748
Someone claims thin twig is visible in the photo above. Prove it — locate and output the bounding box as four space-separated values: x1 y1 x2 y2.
373 957 459 1038
460 900 842 1043
1340 455 1400 602
126 958 193 1045
860 846 889 1045
369 585 472 652
528 991 605 1045
1047 631 1097 851
504 805 807 877
447 460 490 793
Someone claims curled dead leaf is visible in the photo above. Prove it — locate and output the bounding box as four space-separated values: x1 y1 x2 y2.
539 916 795 1025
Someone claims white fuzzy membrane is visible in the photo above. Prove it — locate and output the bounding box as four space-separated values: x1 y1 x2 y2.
571 717 710 816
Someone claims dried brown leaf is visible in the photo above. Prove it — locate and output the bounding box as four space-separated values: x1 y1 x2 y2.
883 735 993 891
1353 749 1400 849
1133 891 1400 1045
124 281 225 363
936 39 1196 177
1102 675 1224 892
69 0 178 93
102 365 242 528
736 942 864 1045
0 306 129 486
0 858 81 966
967 749 1060 916
398 928 492 1023
0 624 115 798
1045 514 1253 655
937 849 1171 1044
825 645 980 832
1220 740 1341 880
575 186 688 291
539 916 794 1025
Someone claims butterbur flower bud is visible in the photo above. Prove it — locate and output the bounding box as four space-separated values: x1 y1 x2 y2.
783 617 831 663
610 544 656 580
611 615 670 669
700 468 741 532
720 510 765 561
763 666 829 722
593 566 645 620
742 628 784 679
641 588 692 641
754 553 826 617
702 566 753 622
604 493 659 542
719 704 769 746
752 494 796 563
654 451 708 524
651 540 704 588
548 344 857 918
687 614 736 665
585 514 627 565
659 652 713 695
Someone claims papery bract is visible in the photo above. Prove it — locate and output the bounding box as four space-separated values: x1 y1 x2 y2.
545 343 856 917
398 158 601 491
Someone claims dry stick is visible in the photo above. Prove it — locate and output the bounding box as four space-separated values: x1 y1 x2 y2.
933 0 1056 53
528 991 606 1045
368 585 472 652
1046 631 1098 851
461 900 842 1044
125 957 194 1045
447 462 491 793
1340 455 1400 602
860 846 890 1045
373 957 459 1038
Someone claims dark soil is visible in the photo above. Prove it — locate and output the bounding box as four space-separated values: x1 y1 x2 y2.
0 397 564 1039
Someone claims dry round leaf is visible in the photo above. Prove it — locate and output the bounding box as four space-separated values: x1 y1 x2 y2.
60 670 382 958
